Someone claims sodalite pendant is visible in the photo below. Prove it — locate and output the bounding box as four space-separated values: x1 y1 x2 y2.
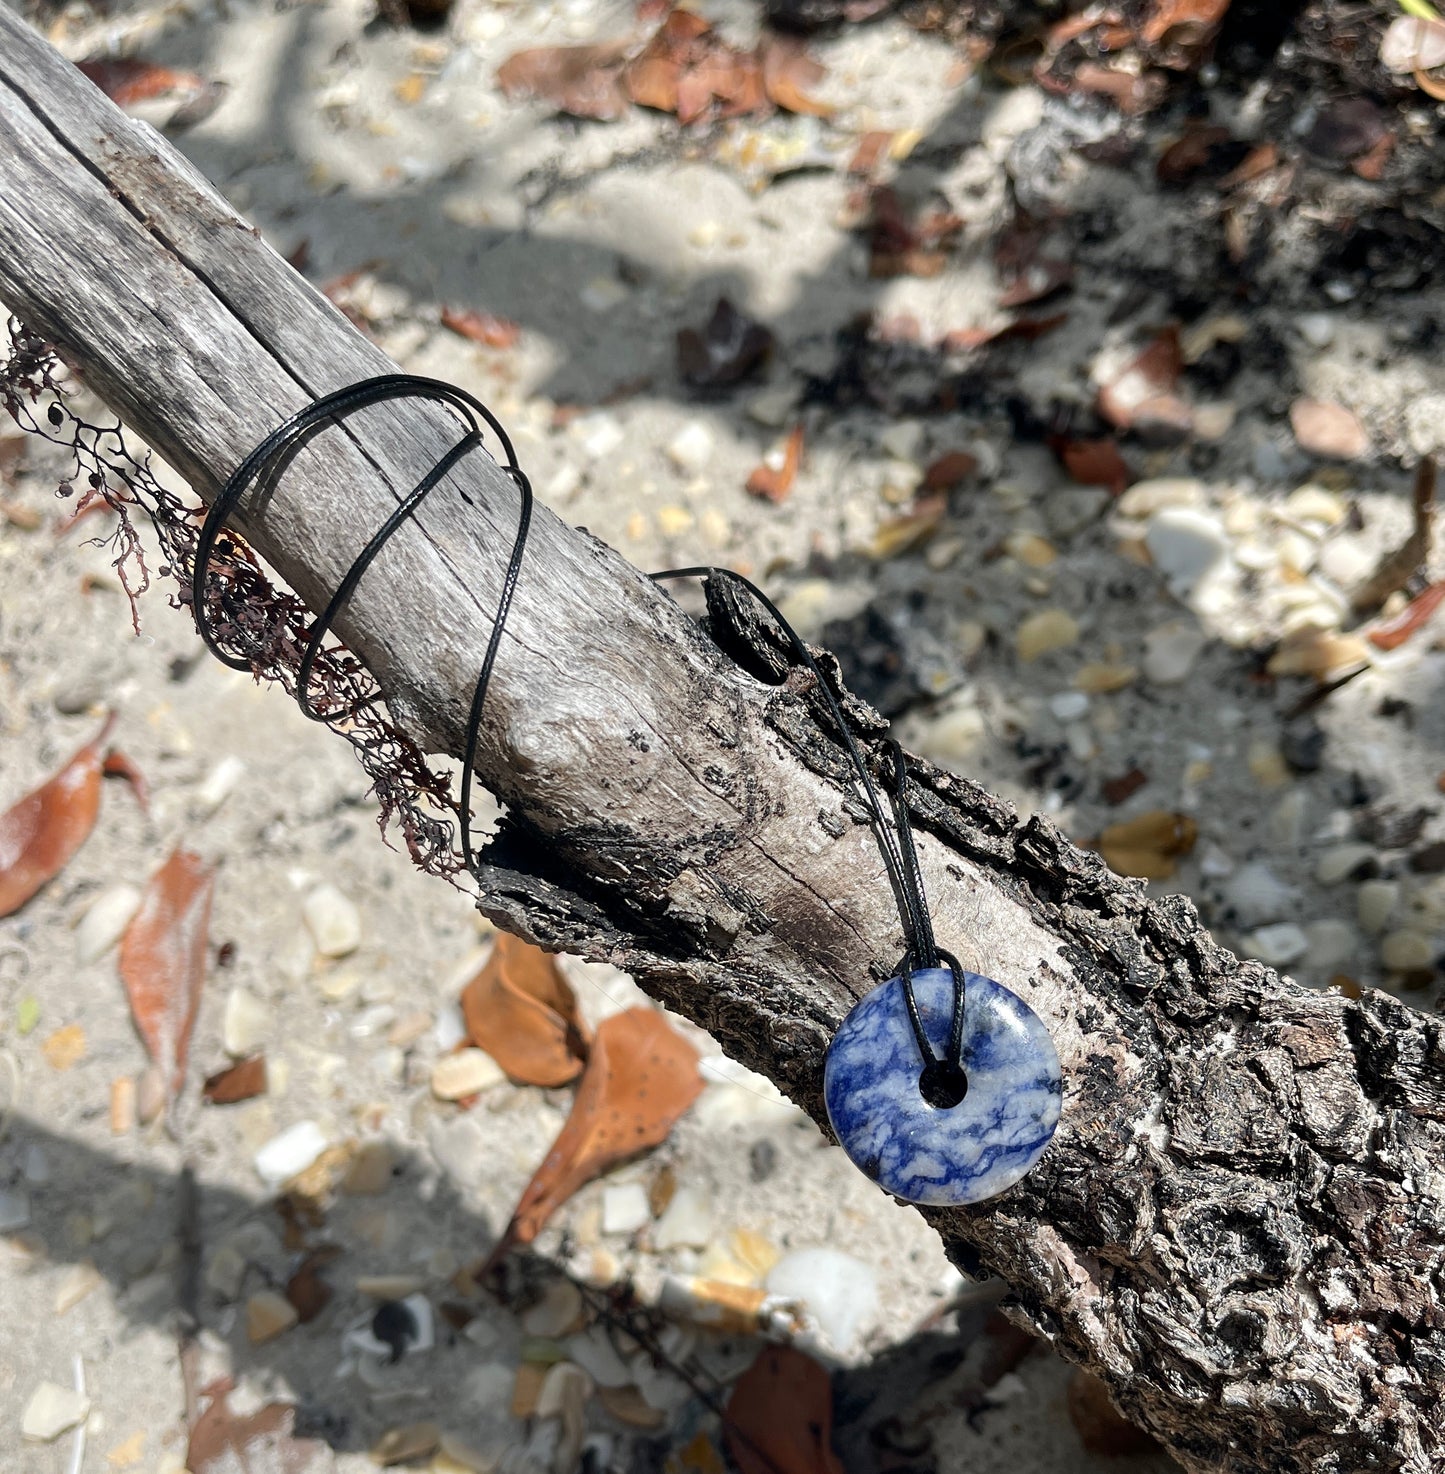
823 967 1062 1206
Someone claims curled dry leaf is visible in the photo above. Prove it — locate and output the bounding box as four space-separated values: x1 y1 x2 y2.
0 714 122 916
203 1055 268 1105
678 299 775 391
440 307 521 348
1095 810 1198 880
870 495 945 559
459 932 589 1087
758 34 833 117
746 425 805 503
724 1345 845 1474
1351 458 1434 614
120 847 214 1101
486 1006 702 1264
496 42 632 121
1368 582 1445 652
76 58 224 129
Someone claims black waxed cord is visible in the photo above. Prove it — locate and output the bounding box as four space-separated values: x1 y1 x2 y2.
193 375 967 1089
650 568 967 1085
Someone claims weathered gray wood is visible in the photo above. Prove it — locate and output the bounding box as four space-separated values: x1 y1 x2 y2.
1 12 1442 1471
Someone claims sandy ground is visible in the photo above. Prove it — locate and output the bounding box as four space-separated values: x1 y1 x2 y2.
3 0 1444 1469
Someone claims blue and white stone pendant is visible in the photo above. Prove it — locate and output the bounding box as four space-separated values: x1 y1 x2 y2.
823 967 1062 1206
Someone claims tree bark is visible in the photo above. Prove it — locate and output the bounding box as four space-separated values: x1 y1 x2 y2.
1 13 1441 1471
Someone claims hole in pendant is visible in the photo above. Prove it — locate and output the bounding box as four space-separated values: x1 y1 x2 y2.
918 1058 968 1110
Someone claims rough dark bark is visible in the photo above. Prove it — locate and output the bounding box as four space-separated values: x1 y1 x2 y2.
0 12 1441 1471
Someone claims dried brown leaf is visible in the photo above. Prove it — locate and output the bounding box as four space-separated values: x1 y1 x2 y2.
120 847 214 1102
497 42 632 121
440 307 521 348
1368 582 1445 652
203 1055 268 1105
0 714 116 916
187 1382 330 1474
759 35 833 117
460 933 589 1086
1098 326 1191 436
487 1007 702 1262
77 58 205 105
1053 436 1133 495
1352 458 1433 613
870 495 945 559
724 1345 845 1474
1096 810 1197 880
746 425 805 503
922 450 978 492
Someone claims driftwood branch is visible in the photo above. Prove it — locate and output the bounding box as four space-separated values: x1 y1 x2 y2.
1 14 1442 1471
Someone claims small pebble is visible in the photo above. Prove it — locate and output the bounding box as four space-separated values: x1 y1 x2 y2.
1142 621 1206 685
1004 531 1058 568
194 756 246 816
1116 477 1204 517
522 1279 584 1338
222 986 272 1058
1144 507 1230 600
342 1140 395 1195
880 420 924 461
1281 718 1327 774
253 1120 329 1190
1074 662 1136 694
1241 922 1309 967
357 1275 427 1300
21 1381 91 1442
1285 485 1345 527
137 1066 166 1125
1049 691 1090 723
1296 313 1336 349
1015 608 1078 662
205 1244 248 1302
1358 880 1400 936
748 1139 777 1182
430 1048 505 1101
601 1182 650 1236
0 1187 32 1232
54 1260 103 1315
370 1422 441 1467
1224 862 1298 928
654 1185 714 1251
1247 741 1291 788
666 421 714 475
1290 397 1368 460
747 387 796 428
764 1247 879 1353
566 1325 632 1389
302 884 361 959
246 1289 299 1343
1044 487 1110 538
75 885 142 964
1315 845 1376 887
1381 929 1435 973
1303 919 1358 971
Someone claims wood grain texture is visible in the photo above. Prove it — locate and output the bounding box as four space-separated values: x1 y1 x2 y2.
1 12 1441 1470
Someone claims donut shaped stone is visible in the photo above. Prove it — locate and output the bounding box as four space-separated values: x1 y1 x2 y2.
823 967 1062 1206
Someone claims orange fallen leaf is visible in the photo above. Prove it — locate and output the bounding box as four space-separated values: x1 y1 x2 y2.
487 1007 702 1264
759 35 833 117
188 1381 329 1474
1095 810 1198 880
1368 582 1445 651
120 848 214 1103
725 1345 845 1474
461 933 589 1087
77 58 205 105
203 1055 268 1104
746 425 804 504
440 307 521 349
0 714 119 916
496 42 633 121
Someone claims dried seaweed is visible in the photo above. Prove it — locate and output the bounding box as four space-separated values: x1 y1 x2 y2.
0 317 464 877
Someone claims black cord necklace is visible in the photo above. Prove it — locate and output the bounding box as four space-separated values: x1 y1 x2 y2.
193 375 1061 1207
